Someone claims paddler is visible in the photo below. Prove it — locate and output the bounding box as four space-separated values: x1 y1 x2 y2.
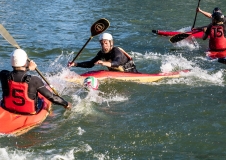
203 12 226 49
202 12 226 63
0 49 71 114
197 7 225 21
191 7 226 63
192 7 226 32
68 33 138 73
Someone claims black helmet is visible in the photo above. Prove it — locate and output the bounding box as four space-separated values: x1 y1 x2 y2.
212 12 224 23
212 7 222 14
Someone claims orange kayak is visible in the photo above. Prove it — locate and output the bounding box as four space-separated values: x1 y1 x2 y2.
0 93 52 136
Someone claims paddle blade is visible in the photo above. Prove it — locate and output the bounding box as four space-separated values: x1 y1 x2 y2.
169 33 191 43
0 24 20 49
91 18 110 37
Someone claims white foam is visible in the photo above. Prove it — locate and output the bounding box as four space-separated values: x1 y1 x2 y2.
130 52 224 86
0 147 81 160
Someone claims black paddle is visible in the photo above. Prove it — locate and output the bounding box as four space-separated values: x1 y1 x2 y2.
70 18 110 64
0 24 60 96
169 0 201 43
169 30 201 43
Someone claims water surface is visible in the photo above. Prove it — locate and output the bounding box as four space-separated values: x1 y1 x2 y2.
0 0 226 159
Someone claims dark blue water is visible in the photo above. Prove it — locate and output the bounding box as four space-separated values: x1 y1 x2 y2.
0 0 226 159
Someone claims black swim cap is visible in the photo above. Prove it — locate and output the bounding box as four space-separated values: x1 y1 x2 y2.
212 7 222 14
212 12 224 23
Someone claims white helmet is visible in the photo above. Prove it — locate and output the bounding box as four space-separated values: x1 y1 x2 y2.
11 49 28 67
99 33 113 41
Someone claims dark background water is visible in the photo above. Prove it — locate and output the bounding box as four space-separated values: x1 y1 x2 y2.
0 0 226 159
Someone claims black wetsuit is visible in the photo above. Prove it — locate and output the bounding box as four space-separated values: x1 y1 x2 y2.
0 70 68 107
76 47 138 72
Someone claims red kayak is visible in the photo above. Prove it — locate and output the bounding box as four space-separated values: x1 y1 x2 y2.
152 29 204 39
206 50 226 59
0 93 52 136
75 69 190 83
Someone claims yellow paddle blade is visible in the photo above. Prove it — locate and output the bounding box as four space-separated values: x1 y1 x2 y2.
0 24 20 49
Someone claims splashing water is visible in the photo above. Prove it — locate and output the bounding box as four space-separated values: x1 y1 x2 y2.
159 53 224 86
42 49 225 119
129 51 225 86
171 26 201 50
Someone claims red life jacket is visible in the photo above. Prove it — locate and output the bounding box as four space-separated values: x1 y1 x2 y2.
4 79 36 114
209 25 226 51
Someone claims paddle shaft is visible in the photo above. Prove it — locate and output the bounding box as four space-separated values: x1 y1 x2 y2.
191 0 201 29
71 36 93 63
170 0 202 43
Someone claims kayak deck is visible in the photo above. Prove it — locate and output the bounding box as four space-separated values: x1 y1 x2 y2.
66 69 190 83
152 29 204 39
